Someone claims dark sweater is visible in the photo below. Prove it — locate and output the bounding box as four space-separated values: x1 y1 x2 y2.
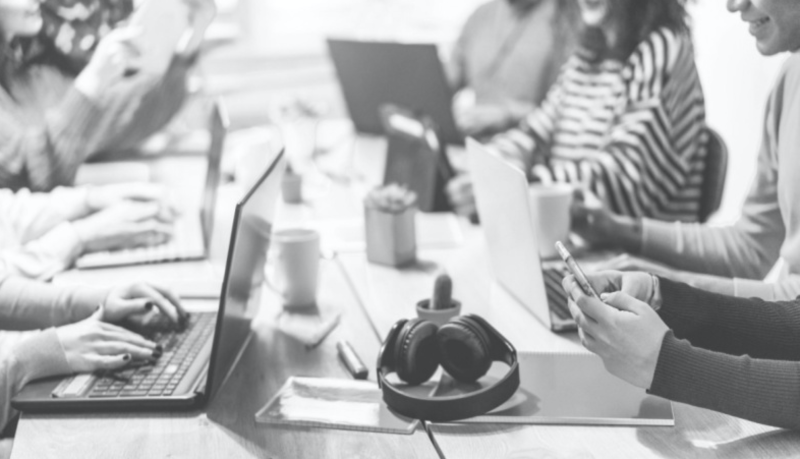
648 278 800 429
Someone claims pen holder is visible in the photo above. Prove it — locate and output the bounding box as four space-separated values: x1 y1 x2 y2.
364 185 417 267
416 299 461 326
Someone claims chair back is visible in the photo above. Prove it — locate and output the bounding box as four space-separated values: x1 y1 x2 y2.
698 127 728 223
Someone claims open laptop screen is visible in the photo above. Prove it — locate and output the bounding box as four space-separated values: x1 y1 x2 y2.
205 150 286 398
326 39 463 145
201 102 229 249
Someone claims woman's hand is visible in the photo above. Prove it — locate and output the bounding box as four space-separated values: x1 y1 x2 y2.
576 270 658 307
455 104 513 137
562 274 668 389
75 27 142 100
56 306 159 373
571 188 642 251
85 183 178 220
446 173 477 218
598 254 677 278
72 201 174 254
102 282 187 326
177 0 217 58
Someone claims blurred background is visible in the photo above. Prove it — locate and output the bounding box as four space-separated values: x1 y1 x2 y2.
199 0 786 224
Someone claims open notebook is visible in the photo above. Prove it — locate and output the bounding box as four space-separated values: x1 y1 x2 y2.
256 377 420 434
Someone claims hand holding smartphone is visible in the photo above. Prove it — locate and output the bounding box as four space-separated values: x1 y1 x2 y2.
555 241 600 300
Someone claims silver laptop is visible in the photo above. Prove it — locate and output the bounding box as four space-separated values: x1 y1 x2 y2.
468 139 576 332
75 103 228 269
13 150 287 412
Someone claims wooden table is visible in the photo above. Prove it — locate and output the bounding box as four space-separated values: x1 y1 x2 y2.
324 136 800 458
338 230 800 458
10 155 437 459
12 133 800 458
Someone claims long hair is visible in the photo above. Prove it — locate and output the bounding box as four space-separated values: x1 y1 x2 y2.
578 0 691 63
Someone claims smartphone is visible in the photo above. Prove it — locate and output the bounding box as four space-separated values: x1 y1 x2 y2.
555 241 600 300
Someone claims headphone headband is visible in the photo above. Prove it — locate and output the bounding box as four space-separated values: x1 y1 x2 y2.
377 314 519 422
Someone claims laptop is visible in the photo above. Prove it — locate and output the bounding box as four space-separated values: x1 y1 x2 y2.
75 103 228 269
13 150 287 412
326 39 463 145
380 104 455 212
467 139 576 332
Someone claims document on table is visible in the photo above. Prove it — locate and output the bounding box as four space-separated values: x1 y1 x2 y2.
256 377 419 434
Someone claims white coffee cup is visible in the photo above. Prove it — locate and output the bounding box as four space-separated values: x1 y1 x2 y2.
269 229 320 309
528 184 574 259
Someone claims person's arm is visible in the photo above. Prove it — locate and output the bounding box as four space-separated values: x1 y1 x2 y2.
640 155 783 281
0 187 93 280
648 331 800 430
639 54 800 283
444 8 472 92
0 277 108 331
0 187 90 242
92 57 192 153
0 329 72 432
657 278 800 359
0 87 105 191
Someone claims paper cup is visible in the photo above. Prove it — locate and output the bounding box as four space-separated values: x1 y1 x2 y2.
528 184 574 259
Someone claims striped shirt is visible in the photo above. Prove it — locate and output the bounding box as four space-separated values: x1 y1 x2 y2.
489 27 707 221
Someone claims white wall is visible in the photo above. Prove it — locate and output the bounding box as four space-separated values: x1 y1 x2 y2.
689 2 786 223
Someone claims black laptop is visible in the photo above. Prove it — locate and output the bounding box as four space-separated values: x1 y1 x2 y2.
326 39 463 145
12 150 287 412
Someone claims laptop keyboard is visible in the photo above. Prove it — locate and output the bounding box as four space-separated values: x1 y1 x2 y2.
88 312 216 398
543 266 571 320
77 216 204 267
111 217 198 262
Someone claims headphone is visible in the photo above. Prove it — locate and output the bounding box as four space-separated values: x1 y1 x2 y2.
377 314 519 422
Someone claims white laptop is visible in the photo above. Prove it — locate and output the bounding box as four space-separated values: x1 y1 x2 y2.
468 139 576 332
76 103 228 269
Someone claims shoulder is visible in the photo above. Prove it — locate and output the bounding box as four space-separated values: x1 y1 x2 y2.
769 52 800 116
462 0 500 30
625 27 693 79
779 52 800 92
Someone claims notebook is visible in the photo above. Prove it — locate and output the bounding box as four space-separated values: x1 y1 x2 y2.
256 377 420 434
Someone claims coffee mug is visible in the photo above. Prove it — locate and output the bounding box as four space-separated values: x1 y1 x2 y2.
528 184 574 259
268 229 320 309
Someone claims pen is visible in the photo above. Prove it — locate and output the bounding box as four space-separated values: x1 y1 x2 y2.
337 340 368 380
555 241 600 299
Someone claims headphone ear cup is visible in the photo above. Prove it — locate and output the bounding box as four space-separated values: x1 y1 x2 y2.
393 319 440 385
436 316 492 383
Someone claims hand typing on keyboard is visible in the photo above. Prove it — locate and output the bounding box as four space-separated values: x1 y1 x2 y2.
100 282 188 330
72 201 175 254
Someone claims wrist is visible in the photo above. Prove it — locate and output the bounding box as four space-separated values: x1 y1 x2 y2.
70 219 92 254
606 215 642 253
82 186 97 214
74 67 104 101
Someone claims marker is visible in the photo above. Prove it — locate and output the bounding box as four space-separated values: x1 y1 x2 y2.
337 340 368 380
555 241 600 300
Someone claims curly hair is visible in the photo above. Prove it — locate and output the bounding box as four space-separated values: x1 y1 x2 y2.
579 0 691 62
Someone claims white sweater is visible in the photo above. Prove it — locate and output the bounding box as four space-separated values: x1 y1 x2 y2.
642 51 800 300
